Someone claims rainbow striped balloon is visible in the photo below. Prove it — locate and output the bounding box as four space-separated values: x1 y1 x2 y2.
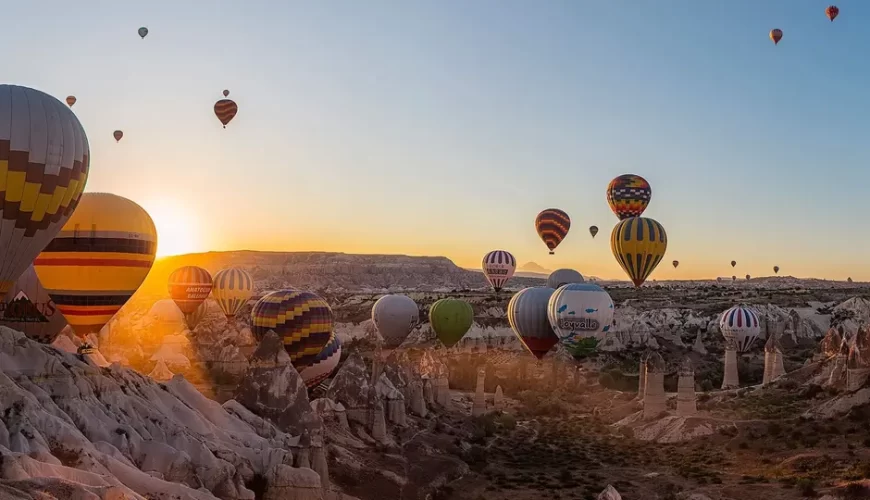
251 289 334 370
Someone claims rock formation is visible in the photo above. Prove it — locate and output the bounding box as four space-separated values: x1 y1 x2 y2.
263 465 323 500
370 399 387 442
234 331 318 435
692 331 707 355
436 376 450 406
637 352 649 400
326 352 371 425
722 338 739 389
598 484 622 500
148 359 174 382
310 428 330 493
422 376 434 405
676 358 697 416
409 378 427 417
494 385 504 411
847 327 870 391
642 352 666 419
310 398 349 430
472 367 486 417
763 333 786 385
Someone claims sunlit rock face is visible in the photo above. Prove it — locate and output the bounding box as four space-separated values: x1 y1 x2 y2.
325 352 372 425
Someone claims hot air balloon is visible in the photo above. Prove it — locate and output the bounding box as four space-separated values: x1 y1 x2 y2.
0 265 68 344
33 193 156 338
746 274 751 280
482 250 516 292
138 27 148 39
730 261 737 268
589 226 599 238
214 99 238 128
185 301 209 330
223 89 230 97
535 209 570 255
429 298 473 348
606 174 651 220
826 5 839 22
371 294 419 349
113 130 123 142
773 266 780 274
732 276 737 282
0 85 90 297
610 217 668 287
848 277 853 283
66 96 76 107
251 289 334 370
508 287 559 360
547 283 614 346
168 265 213 325
546 269 584 289
298 332 342 388
672 260 679 269
770 29 783 45
719 305 761 352
212 267 253 320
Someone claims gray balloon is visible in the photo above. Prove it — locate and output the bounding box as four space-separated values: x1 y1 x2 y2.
0 265 68 343
546 268 585 289
372 294 419 349
507 287 558 360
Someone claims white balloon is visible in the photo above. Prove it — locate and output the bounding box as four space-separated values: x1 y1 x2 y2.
482 250 516 291
547 283 614 345
719 305 760 352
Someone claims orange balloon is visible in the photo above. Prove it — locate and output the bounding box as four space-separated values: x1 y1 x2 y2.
770 29 783 45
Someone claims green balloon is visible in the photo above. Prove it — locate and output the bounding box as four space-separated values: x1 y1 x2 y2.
429 298 474 348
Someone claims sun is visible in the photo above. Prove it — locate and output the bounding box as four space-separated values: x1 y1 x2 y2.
140 198 201 258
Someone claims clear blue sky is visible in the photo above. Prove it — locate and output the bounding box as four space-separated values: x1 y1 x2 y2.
3 1 868 280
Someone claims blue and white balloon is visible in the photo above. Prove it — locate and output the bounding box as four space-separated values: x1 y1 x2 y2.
719 305 761 352
547 283 614 345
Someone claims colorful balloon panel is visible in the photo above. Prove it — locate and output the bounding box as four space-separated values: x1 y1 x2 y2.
33 193 156 337
482 250 516 292
719 305 760 352
299 332 342 388
0 265 67 344
547 283 614 345
214 99 238 128
429 298 473 348
606 174 651 220
535 209 570 255
610 217 667 288
251 289 334 370
371 294 419 349
168 266 213 314
508 287 558 360
212 267 253 319
0 85 90 295
546 269 584 289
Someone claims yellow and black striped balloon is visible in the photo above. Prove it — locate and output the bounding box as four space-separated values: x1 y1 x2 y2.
212 267 253 319
610 216 667 288
251 289 334 370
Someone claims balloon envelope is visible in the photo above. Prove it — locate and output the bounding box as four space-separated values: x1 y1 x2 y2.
299 332 342 388
251 289 334 370
371 294 419 349
548 283 614 346
606 174 651 220
773 266 780 274
33 193 156 338
429 298 473 348
589 226 599 238
770 29 783 44
214 99 238 128
66 96 76 107
138 27 148 38
719 305 761 352
610 217 668 287
0 265 68 344
535 209 570 254
0 85 90 296
168 266 213 314
826 5 839 21
546 269 584 289
212 268 253 319
672 260 679 269
731 260 737 268
482 250 516 292
113 130 123 142
508 287 558 360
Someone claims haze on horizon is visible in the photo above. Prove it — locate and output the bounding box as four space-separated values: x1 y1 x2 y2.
4 1 869 281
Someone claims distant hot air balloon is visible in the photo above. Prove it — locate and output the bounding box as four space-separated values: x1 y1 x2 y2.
773 266 780 274
546 269 584 289
0 85 90 297
606 174 651 220
732 276 737 282
731 260 737 268
589 226 599 238
212 267 253 320
214 99 238 128
826 5 839 22
298 332 342 388
66 95 76 107
672 260 679 269
535 209 570 255
138 27 148 39
508 287 559 360
547 283 614 346
610 217 668 287
429 298 473 348
848 277 853 283
482 250 516 292
251 289 334 370
168 266 213 320
0 265 68 344
719 305 761 352
746 274 751 280
113 130 123 142
223 89 230 97
33 193 157 338
371 294 419 349
770 29 783 45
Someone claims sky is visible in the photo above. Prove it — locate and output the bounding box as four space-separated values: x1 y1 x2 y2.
3 1 869 281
